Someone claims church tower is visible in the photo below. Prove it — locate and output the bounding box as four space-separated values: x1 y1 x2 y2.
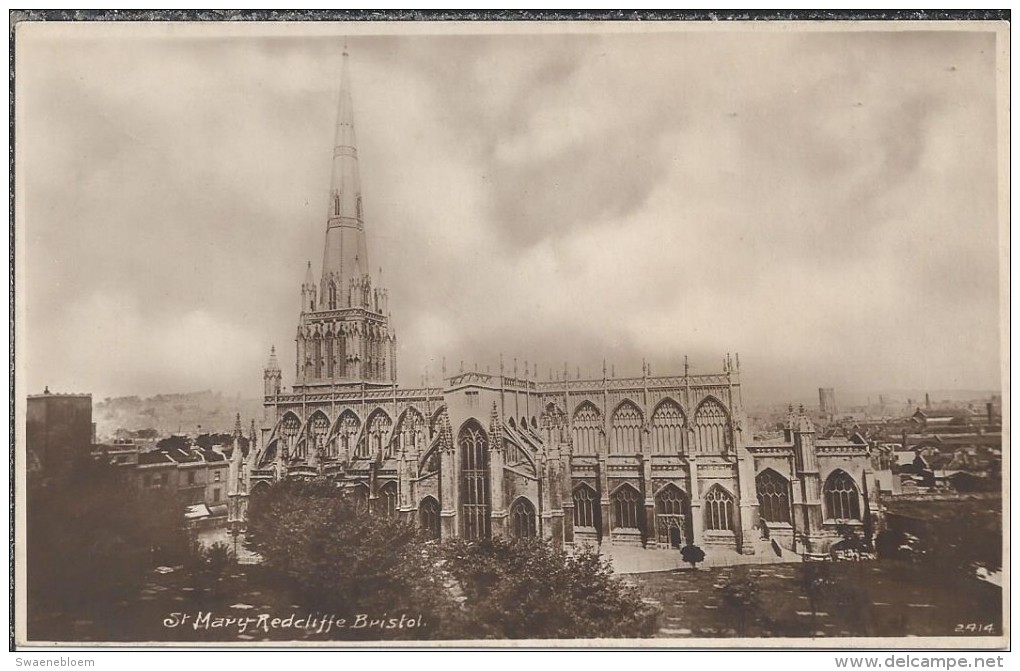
294 44 397 389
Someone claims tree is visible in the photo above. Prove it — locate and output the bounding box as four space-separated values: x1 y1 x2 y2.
883 500 1002 579
441 537 660 639
245 479 461 639
196 433 235 449
247 482 660 640
27 457 191 638
156 435 189 451
680 544 706 570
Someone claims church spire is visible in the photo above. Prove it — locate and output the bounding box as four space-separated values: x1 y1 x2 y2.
292 41 396 389
320 42 370 309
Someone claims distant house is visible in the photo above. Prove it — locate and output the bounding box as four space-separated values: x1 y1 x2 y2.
134 443 229 511
910 406 1001 433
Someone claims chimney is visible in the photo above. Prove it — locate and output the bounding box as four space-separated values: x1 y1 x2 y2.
987 402 994 425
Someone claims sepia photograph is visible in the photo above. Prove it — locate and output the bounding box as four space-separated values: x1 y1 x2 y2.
11 15 1009 650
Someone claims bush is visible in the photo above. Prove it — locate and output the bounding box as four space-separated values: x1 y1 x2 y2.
680 544 706 570
442 537 660 639
183 541 238 601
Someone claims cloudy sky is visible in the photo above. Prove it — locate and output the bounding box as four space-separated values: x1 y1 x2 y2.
16 22 1006 404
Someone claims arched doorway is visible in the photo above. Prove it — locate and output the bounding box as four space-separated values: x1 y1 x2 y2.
654 484 691 547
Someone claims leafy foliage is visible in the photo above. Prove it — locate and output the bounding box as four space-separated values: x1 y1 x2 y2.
195 433 236 449
881 499 1002 577
245 479 461 639
248 480 659 639
27 457 191 617
156 435 190 451
442 537 660 639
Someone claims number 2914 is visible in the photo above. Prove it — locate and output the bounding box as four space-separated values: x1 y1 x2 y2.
955 623 995 634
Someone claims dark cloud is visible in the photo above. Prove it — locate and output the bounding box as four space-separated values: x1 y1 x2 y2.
16 25 1005 404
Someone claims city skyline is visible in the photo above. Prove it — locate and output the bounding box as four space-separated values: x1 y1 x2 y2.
16 23 1006 404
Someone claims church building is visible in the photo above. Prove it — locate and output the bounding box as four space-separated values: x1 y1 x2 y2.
240 46 876 558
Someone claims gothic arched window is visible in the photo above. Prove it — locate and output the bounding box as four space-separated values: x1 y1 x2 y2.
398 409 424 455
541 403 567 444
655 484 687 516
651 399 685 454
366 411 393 459
309 412 329 455
572 402 601 455
694 398 731 454
328 282 338 310
337 411 361 459
611 401 643 454
333 193 341 217
572 483 598 529
756 470 791 524
824 470 861 521
281 414 300 459
281 414 300 440
611 485 641 530
459 422 491 540
419 496 441 539
704 485 735 531
379 481 398 518
509 498 537 539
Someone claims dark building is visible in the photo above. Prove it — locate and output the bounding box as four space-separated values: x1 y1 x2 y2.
26 388 93 476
